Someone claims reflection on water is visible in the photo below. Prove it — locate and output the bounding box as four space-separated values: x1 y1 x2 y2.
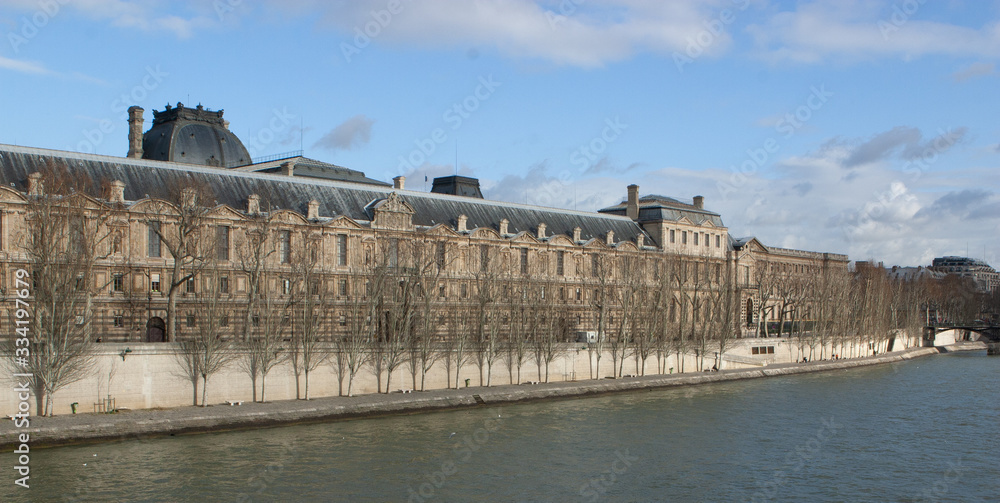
5 352 998 502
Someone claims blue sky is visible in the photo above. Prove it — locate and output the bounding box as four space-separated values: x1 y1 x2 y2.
1 0 998 267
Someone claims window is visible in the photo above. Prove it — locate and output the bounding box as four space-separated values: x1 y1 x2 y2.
520 248 528 274
112 232 122 254
147 221 161 257
219 276 230 294
670 229 675 244
279 230 291 264
751 346 775 355
339 279 348 296
339 315 347 327
150 273 161 292
682 231 687 245
220 316 229 328
557 251 565 276
311 280 320 295
113 313 124 328
75 274 84 291
694 232 699 246
281 278 291 295
591 255 599 276
337 234 348 266
216 225 230 261
186 277 196 293
705 233 709 247
480 244 490 271
112 274 124 293
436 241 446 270
461 283 468 298
575 288 581 301
186 314 196 327
439 284 446 298
559 287 566 300
715 264 721 283
716 235 721 248
540 286 546 300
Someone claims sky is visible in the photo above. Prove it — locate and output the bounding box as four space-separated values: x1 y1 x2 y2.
0 0 998 267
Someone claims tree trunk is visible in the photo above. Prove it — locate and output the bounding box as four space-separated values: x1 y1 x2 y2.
167 291 178 342
304 369 310 400
201 375 208 406
251 376 258 403
191 376 199 406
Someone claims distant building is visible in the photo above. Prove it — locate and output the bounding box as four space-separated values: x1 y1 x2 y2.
930 256 999 293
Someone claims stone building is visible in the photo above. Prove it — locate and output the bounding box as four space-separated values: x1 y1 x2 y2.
0 103 848 343
929 256 999 293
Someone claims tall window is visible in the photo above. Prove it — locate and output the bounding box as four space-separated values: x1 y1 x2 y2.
147 221 161 257
112 274 124 293
279 230 291 264
682 231 687 245
219 276 230 294
557 251 565 276
705 233 709 247
436 241 446 270
693 232 699 246
150 273 161 292
337 234 348 266
670 229 675 244
216 225 230 261
339 279 348 296
520 248 528 274
281 278 291 295
186 276 196 293
591 255 599 276
480 244 490 271
716 235 721 248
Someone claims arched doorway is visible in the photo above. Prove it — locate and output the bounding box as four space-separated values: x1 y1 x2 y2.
745 298 754 328
146 317 166 342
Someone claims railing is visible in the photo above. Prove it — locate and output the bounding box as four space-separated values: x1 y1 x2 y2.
248 150 304 165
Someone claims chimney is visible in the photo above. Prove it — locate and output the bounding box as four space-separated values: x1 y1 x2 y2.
307 199 320 220
693 195 704 209
572 227 581 242
537 223 546 240
247 194 260 215
27 172 42 196
457 214 468 233
109 180 125 204
499 218 509 236
181 187 197 208
127 106 144 159
636 234 644 248
393 176 405 190
606 230 615 246
626 184 639 220
281 161 294 177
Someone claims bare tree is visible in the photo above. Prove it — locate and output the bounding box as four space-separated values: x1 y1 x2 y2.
176 265 235 406
4 168 108 415
290 237 330 399
443 306 473 388
471 244 503 386
531 281 566 382
141 183 214 341
404 239 445 391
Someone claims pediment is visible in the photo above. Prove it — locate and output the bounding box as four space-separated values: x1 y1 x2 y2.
0 186 26 203
547 234 575 247
470 227 502 240
130 198 180 216
581 238 609 249
206 205 245 221
371 192 415 231
327 215 365 230
509 231 539 244
615 241 638 252
270 209 309 225
424 223 461 237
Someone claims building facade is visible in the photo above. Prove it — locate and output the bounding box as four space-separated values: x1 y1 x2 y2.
0 104 848 344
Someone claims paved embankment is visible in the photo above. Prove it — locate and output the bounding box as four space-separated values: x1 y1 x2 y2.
0 345 968 449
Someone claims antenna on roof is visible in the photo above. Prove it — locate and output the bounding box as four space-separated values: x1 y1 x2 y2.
454 140 458 176
299 116 304 154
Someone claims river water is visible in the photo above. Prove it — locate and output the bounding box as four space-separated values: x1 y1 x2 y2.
5 351 998 502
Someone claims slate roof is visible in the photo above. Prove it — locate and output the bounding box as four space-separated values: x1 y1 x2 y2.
141 104 251 168
0 144 647 245
599 194 725 227
231 156 390 186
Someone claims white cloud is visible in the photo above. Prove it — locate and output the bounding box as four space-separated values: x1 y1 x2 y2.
305 0 735 67
314 115 376 151
746 1 1000 64
0 56 49 74
952 62 995 82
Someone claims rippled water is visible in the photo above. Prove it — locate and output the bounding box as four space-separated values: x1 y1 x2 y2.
5 351 998 502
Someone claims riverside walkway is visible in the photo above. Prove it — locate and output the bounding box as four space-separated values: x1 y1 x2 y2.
1 345 973 449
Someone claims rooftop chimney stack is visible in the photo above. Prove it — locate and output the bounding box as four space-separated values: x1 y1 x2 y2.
109 180 125 204
626 184 639 220
499 218 509 235
537 223 547 240
27 172 42 196
693 195 704 209
307 199 320 220
573 227 582 242
247 194 260 215
393 176 405 190
127 106 144 159
457 214 468 233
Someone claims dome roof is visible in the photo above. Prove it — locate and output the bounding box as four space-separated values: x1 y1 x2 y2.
141 103 251 168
